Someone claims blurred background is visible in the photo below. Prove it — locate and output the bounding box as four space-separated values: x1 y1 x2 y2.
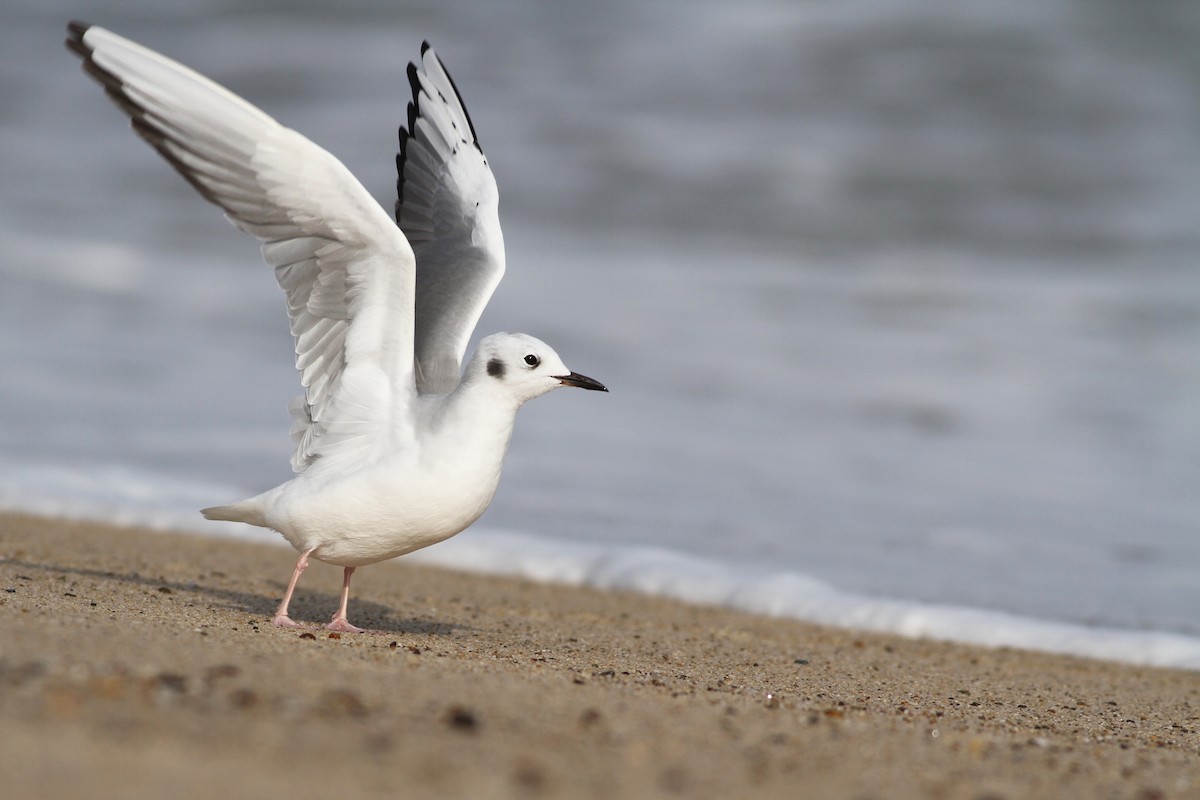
2 0 1198 636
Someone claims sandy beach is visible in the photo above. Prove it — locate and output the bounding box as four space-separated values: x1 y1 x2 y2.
1 512 1197 799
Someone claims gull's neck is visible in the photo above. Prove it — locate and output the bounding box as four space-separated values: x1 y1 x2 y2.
421 361 523 469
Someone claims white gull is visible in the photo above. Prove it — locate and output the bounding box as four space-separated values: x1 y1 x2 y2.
66 21 607 633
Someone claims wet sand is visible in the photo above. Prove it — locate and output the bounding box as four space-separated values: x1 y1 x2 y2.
1 512 1197 799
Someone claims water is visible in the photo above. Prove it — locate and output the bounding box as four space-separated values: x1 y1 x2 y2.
3 0 1198 667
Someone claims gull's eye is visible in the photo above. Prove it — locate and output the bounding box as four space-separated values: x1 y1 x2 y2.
524 354 540 367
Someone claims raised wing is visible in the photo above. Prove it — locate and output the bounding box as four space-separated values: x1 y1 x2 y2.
67 22 418 472
397 44 505 395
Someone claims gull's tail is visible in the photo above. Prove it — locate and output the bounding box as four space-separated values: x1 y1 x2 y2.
201 500 266 527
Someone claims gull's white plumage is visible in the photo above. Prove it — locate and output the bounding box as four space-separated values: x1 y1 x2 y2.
67 22 606 632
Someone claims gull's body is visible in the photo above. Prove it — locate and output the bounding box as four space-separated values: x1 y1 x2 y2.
226 346 536 568
67 22 606 631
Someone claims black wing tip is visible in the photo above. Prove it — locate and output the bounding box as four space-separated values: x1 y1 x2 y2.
67 23 127 104
405 63 421 113
397 39 487 221
64 20 235 219
404 42 483 150
396 49 424 221
394 149 406 224
403 64 421 129
65 20 93 58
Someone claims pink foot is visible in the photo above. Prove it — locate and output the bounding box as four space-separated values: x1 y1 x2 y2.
273 614 304 628
325 617 365 634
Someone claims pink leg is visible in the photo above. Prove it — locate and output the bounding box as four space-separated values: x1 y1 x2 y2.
326 566 364 633
273 547 315 628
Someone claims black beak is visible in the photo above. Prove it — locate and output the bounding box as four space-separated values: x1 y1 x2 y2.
555 371 608 392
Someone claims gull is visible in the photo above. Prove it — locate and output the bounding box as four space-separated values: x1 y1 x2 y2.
66 21 607 633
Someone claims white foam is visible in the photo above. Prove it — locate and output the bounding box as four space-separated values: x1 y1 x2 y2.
411 530 1200 671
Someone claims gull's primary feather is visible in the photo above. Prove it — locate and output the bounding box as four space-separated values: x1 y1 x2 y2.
398 44 505 395
67 22 418 472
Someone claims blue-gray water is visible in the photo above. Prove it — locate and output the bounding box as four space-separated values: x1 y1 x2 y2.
2 0 1198 655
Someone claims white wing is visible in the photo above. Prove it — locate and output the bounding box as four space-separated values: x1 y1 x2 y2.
68 22 418 473
397 43 505 395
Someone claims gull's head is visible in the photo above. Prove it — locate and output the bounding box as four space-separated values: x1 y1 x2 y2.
474 332 607 402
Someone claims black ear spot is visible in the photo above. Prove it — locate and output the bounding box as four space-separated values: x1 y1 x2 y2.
487 358 505 378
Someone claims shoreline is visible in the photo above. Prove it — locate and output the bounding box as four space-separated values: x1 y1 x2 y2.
2 512 1198 798
11 499 1199 671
